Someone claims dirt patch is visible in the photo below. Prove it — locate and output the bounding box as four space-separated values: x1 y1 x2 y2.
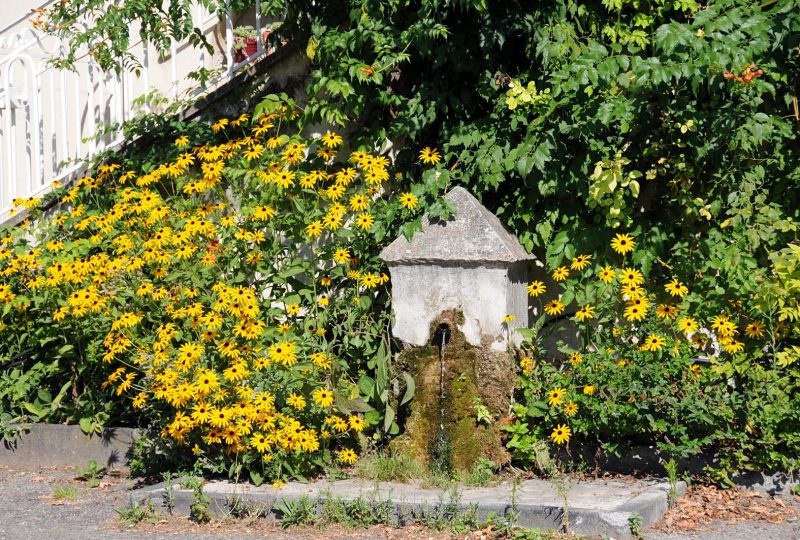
652 485 798 533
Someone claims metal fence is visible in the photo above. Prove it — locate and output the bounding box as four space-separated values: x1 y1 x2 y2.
0 1 273 222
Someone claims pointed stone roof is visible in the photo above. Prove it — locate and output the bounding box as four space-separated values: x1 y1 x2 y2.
380 186 536 264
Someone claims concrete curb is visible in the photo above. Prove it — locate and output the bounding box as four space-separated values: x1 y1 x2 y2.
0 424 138 470
130 478 686 539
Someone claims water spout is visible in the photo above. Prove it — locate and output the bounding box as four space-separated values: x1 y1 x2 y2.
439 324 446 430
429 323 451 475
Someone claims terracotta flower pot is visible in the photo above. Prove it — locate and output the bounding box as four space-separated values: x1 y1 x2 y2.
234 38 258 63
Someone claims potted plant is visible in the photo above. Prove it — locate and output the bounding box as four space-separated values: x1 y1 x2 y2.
233 25 258 63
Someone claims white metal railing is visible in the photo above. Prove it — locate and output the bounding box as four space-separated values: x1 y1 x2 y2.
0 1 275 223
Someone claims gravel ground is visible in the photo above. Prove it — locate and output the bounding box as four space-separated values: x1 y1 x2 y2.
1 465 798 540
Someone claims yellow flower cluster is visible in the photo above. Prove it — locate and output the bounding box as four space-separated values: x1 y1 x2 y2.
0 103 436 481
524 232 766 449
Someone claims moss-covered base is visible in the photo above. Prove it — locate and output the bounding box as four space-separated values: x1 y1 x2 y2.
391 310 514 473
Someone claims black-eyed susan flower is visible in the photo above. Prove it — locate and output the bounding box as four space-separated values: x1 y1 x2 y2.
348 416 365 432
527 280 546 297
312 388 334 408
547 387 566 406
334 248 350 264
552 266 569 281
640 334 666 352
399 192 419 210
664 278 688 297
677 317 699 333
610 233 635 255
619 267 644 287
418 146 441 165
598 265 616 284
544 299 565 316
745 321 765 338
550 424 571 445
575 304 596 322
563 401 578 416
338 448 358 465
355 213 375 230
570 254 592 271
320 131 343 148
656 304 679 319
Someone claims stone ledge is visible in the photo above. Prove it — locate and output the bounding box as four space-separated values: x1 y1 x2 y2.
131 477 683 539
0 424 138 470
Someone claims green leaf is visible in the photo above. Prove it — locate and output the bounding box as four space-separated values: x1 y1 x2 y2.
400 372 416 406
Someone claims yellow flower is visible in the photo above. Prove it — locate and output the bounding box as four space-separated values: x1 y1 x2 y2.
211 118 229 132
320 131 343 148
287 393 306 410
624 303 647 322
348 416 365 432
678 317 699 333
552 266 569 281
619 267 644 286
502 314 516 324
349 194 369 212
598 266 616 284
583 385 596 396
175 135 190 147
745 322 764 339
306 220 323 238
355 213 375 231
547 387 566 406
544 299 565 316
570 254 592 271
132 392 147 409
610 233 636 255
656 304 679 319
334 247 350 264
250 432 271 453
338 448 358 465
268 341 297 366
550 424 571 445
640 334 666 352
664 278 688 298
418 147 441 165
312 388 334 408
568 352 582 365
519 356 536 374
574 304 595 322
399 193 419 210
527 280 546 297
723 340 745 353
563 401 578 416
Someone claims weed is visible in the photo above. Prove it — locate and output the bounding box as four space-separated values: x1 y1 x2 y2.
450 502 480 533
51 484 78 501
664 458 680 507
161 472 175 514
183 476 212 523
277 495 317 528
629 512 644 538
792 484 800 496
75 459 105 488
464 458 496 486
353 450 425 483
532 441 572 533
117 500 160 526
227 494 270 524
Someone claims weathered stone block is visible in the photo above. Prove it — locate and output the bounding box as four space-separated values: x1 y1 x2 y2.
380 186 535 351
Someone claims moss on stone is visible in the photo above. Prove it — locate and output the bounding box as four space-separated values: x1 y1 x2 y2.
391 310 513 473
